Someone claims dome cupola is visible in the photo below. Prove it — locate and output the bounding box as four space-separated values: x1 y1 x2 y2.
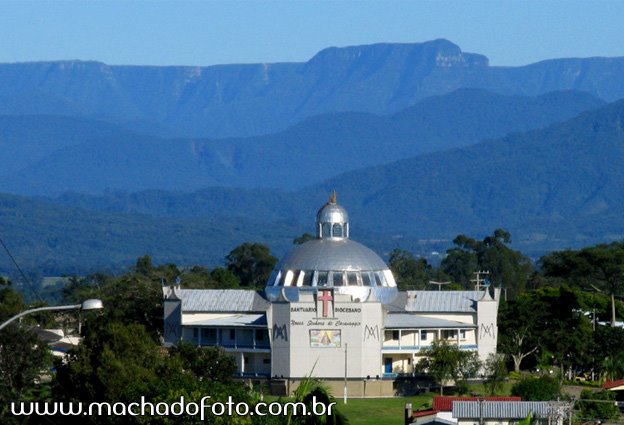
316 191 349 239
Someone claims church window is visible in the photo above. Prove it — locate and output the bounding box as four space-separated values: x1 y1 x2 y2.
332 272 344 286
317 272 329 286
332 223 343 237
347 272 358 286
322 223 331 238
362 272 373 286
374 272 384 286
301 271 314 286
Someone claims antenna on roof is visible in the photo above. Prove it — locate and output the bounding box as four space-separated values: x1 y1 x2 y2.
428 280 451 291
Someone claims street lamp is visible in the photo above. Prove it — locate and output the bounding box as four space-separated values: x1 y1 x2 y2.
0 299 104 331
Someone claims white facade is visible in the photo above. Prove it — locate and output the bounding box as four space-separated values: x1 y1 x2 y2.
162 195 500 381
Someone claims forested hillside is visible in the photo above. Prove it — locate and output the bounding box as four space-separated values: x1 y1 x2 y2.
0 89 604 195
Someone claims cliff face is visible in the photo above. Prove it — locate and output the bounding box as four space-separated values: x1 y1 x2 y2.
4 39 624 139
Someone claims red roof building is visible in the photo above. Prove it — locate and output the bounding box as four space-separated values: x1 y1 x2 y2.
432 396 522 411
604 379 624 391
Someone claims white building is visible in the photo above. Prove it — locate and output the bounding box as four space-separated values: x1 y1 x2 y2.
163 194 500 395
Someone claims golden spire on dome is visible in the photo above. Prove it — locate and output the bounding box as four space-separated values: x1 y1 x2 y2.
329 190 337 204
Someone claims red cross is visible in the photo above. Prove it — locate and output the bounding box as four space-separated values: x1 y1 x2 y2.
318 290 333 317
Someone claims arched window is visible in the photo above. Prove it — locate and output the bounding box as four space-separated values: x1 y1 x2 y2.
322 223 331 238
332 223 343 237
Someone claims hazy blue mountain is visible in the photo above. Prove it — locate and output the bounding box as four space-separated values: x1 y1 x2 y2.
0 89 604 195
47 97 624 262
0 191 304 275
315 98 624 253
0 115 162 178
2 39 624 138
193 89 603 189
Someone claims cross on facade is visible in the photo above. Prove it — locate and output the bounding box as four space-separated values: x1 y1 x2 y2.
318 290 333 317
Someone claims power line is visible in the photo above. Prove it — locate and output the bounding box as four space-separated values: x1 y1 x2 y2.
0 234 42 303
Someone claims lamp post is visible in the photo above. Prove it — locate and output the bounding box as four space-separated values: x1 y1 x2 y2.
0 299 104 331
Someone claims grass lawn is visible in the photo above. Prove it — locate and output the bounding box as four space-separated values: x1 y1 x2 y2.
334 396 431 425
263 395 432 425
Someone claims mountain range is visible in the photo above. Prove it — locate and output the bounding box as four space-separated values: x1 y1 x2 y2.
0 89 605 195
4 96 622 275
3 39 624 275
3 39 624 138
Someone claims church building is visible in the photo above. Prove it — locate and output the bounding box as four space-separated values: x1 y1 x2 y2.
163 194 500 395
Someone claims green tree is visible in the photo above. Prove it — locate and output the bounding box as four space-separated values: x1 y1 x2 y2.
417 340 481 395
0 279 53 424
442 229 534 296
289 376 348 425
483 353 508 395
178 266 240 289
135 254 154 276
388 248 433 290
511 375 561 401
170 343 237 382
293 233 315 245
210 267 240 288
541 242 624 327
226 242 278 288
498 286 592 374
577 389 620 422
498 297 540 372
55 320 254 425
594 325 624 380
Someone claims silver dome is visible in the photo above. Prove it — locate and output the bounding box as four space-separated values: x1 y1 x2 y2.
277 239 387 271
316 203 349 225
265 193 398 304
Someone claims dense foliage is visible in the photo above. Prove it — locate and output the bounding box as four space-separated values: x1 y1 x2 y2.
511 376 561 401
416 340 480 395
576 389 620 422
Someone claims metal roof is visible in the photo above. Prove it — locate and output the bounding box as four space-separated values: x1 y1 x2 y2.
388 291 484 313
384 314 476 329
184 314 267 328
317 202 349 224
274 238 389 272
433 397 521 412
176 289 269 313
452 401 551 419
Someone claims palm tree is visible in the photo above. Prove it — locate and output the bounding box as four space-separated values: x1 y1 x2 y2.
288 376 348 425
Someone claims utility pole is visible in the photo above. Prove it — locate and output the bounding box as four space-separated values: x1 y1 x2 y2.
344 343 348 404
478 398 484 425
471 271 491 291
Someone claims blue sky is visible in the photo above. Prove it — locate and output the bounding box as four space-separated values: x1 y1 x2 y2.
2 0 623 67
